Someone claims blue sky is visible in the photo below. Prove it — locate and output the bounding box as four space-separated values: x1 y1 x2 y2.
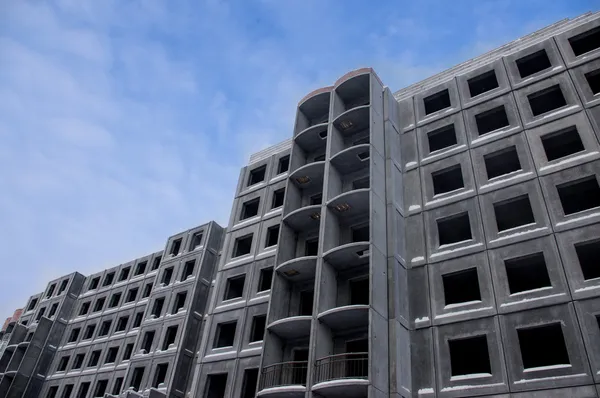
0 0 596 318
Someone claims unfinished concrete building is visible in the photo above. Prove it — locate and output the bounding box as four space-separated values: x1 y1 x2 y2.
1 10 600 398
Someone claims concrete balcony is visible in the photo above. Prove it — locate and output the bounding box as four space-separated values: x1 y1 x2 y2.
283 205 322 232
267 316 312 340
323 242 370 270
312 353 369 398
276 257 318 281
258 361 309 397
333 105 370 137
317 305 369 331
327 189 370 220
289 161 325 191
295 123 328 154
330 144 370 174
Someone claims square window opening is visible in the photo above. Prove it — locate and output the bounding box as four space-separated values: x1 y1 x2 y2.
93 297 105 312
266 225 280 247
46 386 58 398
568 26 600 57
557 176 600 215
484 146 521 179
475 105 509 135
351 224 369 243
89 277 100 291
214 322 237 348
250 315 266 342
448 335 491 376
224 275 246 300
57 356 69 372
575 239 600 280
350 277 369 305
68 328 80 343
505 252 551 294
103 272 114 287
585 69 600 95
432 164 464 195
116 316 128 332
468 70 499 97
62 385 73 398
528 85 567 117
278 155 290 174
442 268 481 305
76 382 90 398
516 49 552 78
437 212 472 245
98 320 111 337
233 235 253 258
83 325 95 340
427 124 457 153
424 89 451 115
109 293 121 308
87 350 100 367
258 268 274 292
204 374 228 398
517 323 570 369
493 195 535 232
27 298 38 311
94 380 108 397
241 198 260 220
248 165 266 186
272 188 285 209
541 126 585 162
105 347 118 364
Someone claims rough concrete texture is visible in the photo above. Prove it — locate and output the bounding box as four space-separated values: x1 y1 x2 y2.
2 10 600 398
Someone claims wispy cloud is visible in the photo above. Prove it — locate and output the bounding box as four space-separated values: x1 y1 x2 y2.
0 0 595 317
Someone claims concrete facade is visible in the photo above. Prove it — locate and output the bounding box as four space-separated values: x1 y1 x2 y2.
1 10 600 398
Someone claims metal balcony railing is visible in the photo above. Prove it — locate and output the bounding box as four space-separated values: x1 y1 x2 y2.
259 361 308 390
313 353 368 384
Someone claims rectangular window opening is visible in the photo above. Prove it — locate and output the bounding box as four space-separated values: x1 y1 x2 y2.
76 382 90 398
134 261 147 276
36 307 46 321
170 238 182 256
142 331 155 353
87 350 100 367
83 325 96 340
424 89 451 115
151 256 161 271
46 386 58 398
189 231 203 250
233 235 253 257
278 155 290 174
484 146 521 179
493 195 535 232
505 252 551 294
48 303 58 318
98 320 111 337
248 165 266 186
541 126 585 162
258 268 274 292
585 69 600 95
569 26 600 56
118 267 130 281
557 176 600 215
516 49 552 78
93 380 108 397
161 267 174 285
241 198 260 220
272 188 285 209
142 283 153 298
162 326 178 350
89 277 100 291
437 212 472 245
214 322 237 348
27 298 38 311
224 275 246 300
528 85 567 117
442 268 481 305
62 384 73 398
130 367 145 392
58 279 68 294
68 328 81 343
152 298 165 318
475 105 509 135
468 70 499 97
351 224 369 243
182 260 195 281
449 335 491 376
72 354 84 369
241 369 259 398
517 323 570 369
133 312 143 328
112 378 123 396
57 356 69 372
103 272 114 287
428 124 457 153
310 193 323 206
352 176 370 190
250 315 266 343
109 293 121 308
116 316 128 332
299 290 314 316
105 347 118 364
153 363 169 388
305 238 319 256
123 343 134 361
266 225 280 247
173 291 187 313
93 297 105 312
575 239 600 280
46 284 56 298
126 288 138 303
432 164 464 195
350 277 369 305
